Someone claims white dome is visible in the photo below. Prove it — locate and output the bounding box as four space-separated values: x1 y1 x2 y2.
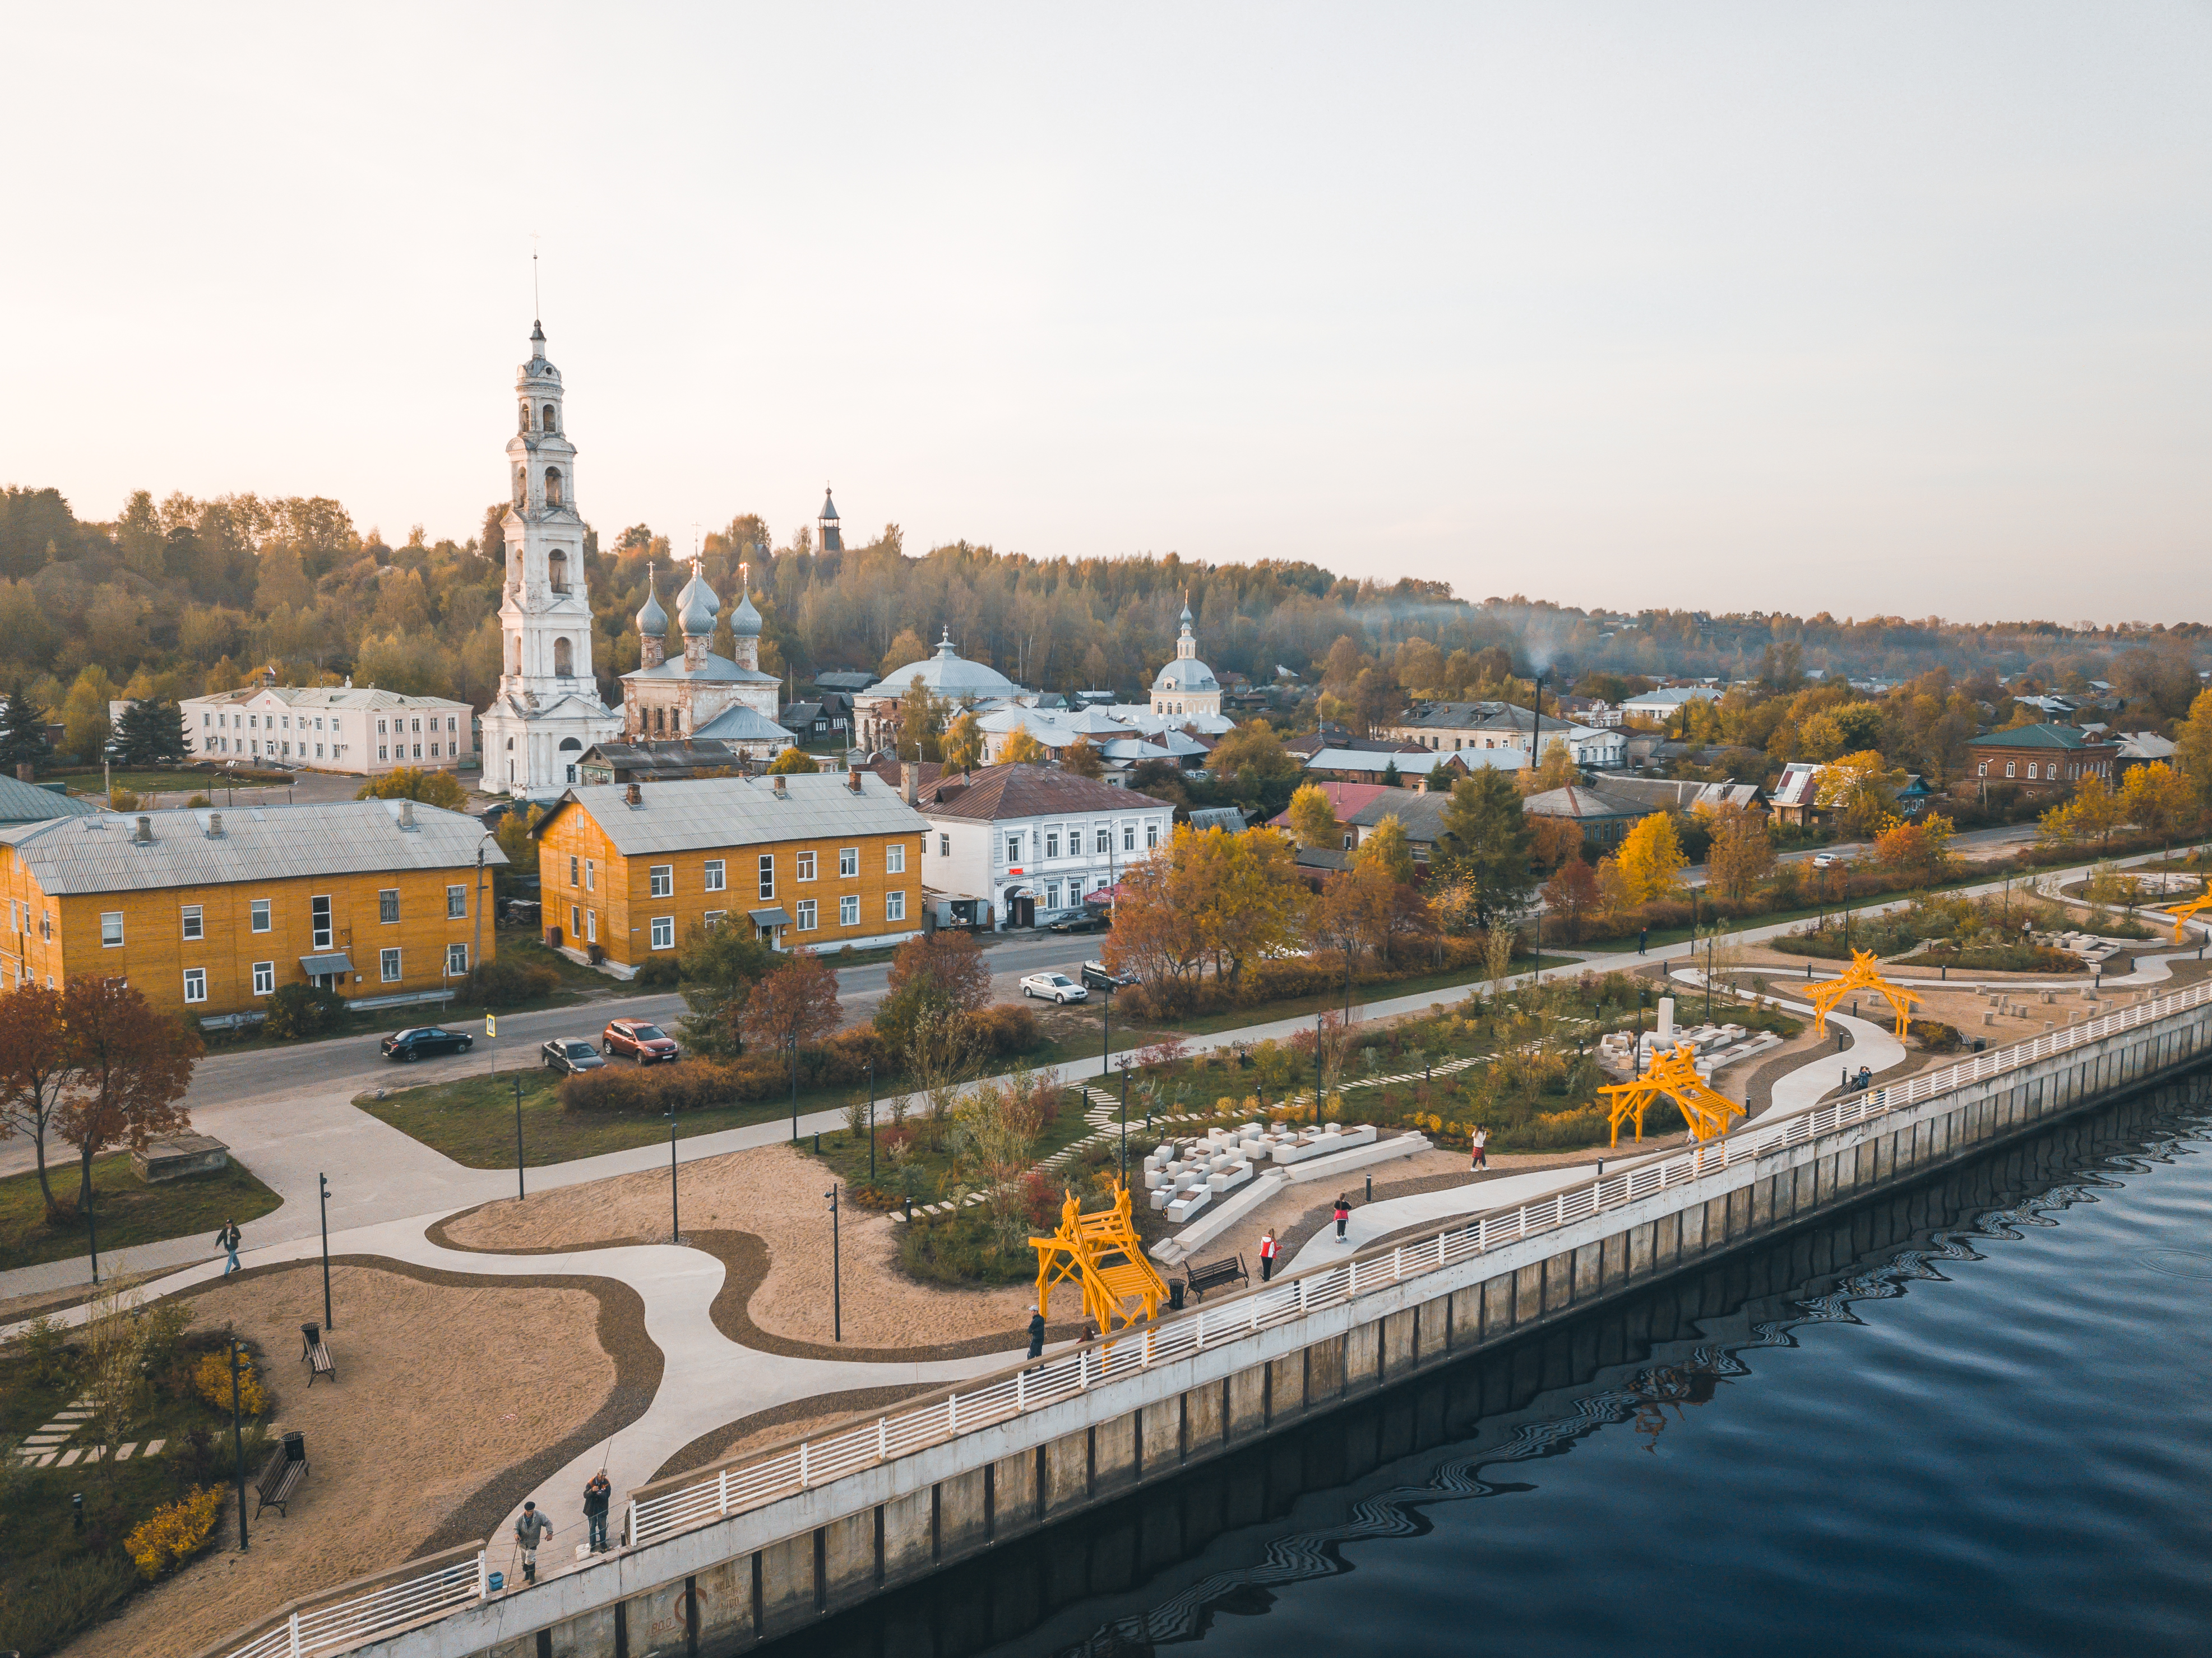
863 628 1020 700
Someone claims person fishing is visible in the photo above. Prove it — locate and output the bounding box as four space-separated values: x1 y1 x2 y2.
583 1472 612 1554
515 1500 553 1582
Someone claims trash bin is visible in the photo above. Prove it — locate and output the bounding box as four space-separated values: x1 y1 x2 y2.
1168 1279 1186 1312
487 1570 506 1594
300 1321 319 1348
283 1431 306 1464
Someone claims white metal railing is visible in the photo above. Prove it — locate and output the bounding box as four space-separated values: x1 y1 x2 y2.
626 975 2210 1549
217 974 2209 1657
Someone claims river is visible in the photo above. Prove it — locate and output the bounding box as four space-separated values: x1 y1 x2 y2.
763 1070 2212 1658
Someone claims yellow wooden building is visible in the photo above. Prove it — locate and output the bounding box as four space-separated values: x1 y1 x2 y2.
533 772 928 970
0 799 503 1018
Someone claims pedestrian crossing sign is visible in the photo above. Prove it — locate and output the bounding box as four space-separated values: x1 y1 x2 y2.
487 1015 497 1036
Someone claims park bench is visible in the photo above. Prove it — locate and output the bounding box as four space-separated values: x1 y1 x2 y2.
253 1437 309 1518
300 1322 337 1387
1183 1254 1247 1300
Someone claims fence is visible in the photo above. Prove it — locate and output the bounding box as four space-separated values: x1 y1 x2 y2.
213 975 2210 1658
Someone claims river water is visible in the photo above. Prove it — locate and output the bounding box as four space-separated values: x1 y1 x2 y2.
767 1072 2212 1658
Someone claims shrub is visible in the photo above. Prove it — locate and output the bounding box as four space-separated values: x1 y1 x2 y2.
968 1003 1039 1057
560 1060 746 1113
0 1554 137 1655
264 981 347 1040
126 1485 225 1581
193 1349 267 1416
463 958 560 1007
1910 1020 1961 1052
633 957 682 988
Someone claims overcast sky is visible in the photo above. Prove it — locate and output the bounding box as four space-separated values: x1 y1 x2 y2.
4 3 2206 623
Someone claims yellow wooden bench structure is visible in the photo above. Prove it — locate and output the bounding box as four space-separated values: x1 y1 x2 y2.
1597 1043 1746 1147
1808 948 1922 1039
1030 1183 1168 1336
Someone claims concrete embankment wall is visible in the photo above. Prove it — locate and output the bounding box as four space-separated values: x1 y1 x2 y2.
376 998 2211 1658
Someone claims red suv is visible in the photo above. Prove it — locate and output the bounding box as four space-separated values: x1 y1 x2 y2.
603 1018 681 1064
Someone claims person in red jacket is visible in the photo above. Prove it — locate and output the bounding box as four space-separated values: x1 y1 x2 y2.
1333 1196 1352 1242
1259 1230 1279 1281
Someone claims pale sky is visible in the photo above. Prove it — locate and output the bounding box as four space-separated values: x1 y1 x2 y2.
4 3 2206 623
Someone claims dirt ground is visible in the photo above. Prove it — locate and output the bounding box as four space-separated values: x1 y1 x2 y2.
440 1143 1041 1350
63 1263 616 1658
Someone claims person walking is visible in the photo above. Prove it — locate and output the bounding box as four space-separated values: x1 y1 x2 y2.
515 1501 554 1583
1333 1196 1351 1242
215 1220 242 1275
582 1472 612 1554
1026 1305 1047 1361
1259 1230 1278 1282
1471 1126 1488 1171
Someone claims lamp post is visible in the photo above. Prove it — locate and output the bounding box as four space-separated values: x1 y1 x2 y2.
1117 1055 1133 1183
825 1184 841 1342
85 1183 98 1286
318 1173 334 1332
788 1033 799 1144
665 1100 680 1243
512 1075 525 1201
866 1059 877 1185
229 1339 249 1551
473 828 496 1009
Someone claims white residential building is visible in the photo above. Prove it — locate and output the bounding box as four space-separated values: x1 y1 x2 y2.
908 762 1170 930
181 682 475 776
1618 686 1722 724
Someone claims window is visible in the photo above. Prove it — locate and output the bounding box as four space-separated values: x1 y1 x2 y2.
758 855 775 899
839 894 860 927
886 842 905 874
553 636 573 677
101 912 123 947
1123 824 1136 851
585 911 597 943
650 915 674 950
380 947 402 982
797 899 818 931
887 890 906 923
570 904 581 937
447 884 467 919
571 855 580 886
377 719 386 734
585 860 596 891
379 889 400 924
252 961 275 996
183 968 207 1003
703 859 725 892
649 865 673 898
1096 826 1110 854
412 744 422 759
312 896 332 950
378 746 388 762
703 910 725 929
1045 831 1060 859
181 905 203 941
1045 882 1062 910
2005 761 2016 778
446 943 469 976
545 466 563 506
797 851 817 881
1146 821 1160 849
941 834 951 856
839 847 859 878
1007 833 1023 864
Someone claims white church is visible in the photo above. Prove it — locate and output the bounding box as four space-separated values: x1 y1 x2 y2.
476 322 622 795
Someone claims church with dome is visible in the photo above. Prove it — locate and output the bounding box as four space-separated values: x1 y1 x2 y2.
854 628 1029 752
1149 599 1221 720
619 559 792 759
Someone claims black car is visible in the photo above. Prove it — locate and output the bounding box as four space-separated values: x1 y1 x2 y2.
381 1026 474 1062
541 1038 605 1075
1080 961 1140 991
1047 911 1110 934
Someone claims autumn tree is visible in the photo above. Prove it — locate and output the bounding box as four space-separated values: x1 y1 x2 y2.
739 949 843 1052
1542 858 1600 943
1612 811 1687 904
999 728 1048 765
2040 774 2125 848
54 978 201 1214
1285 784 1341 851
1061 733 1102 779
1527 738 1579 791
1105 825 1305 1002
878 629 929 679
1433 771 1535 928
357 767 469 811
1873 813 1954 882
950 1069 1049 1250
1354 814 1417 884
876 929 992 1046
1814 750 1904 837
675 920 778 1055
1207 720 1302 793
2120 762 2201 853
943 710 985 773
767 747 820 774
1702 803 1774 900
1309 859 1399 968
1529 815 1583 872
2172 690 2212 797
0 984 71 1216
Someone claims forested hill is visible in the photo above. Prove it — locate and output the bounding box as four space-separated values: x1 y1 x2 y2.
1 483 2201 740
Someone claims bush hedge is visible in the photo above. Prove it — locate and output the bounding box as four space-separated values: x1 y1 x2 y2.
1117 935 1493 1020
462 958 561 1007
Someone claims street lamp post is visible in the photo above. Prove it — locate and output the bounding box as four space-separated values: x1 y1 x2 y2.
788 1034 799 1144
512 1075 525 1201
228 1340 249 1551
665 1101 680 1243
825 1184 841 1342
866 1059 876 1185
318 1173 334 1332
473 828 496 1008
1117 1055 1133 1183
85 1185 98 1286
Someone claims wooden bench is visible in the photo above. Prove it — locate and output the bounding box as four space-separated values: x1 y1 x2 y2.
253 1443 309 1518
300 1324 337 1387
1183 1254 1247 1300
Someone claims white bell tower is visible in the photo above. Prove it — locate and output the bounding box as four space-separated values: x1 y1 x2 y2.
477 320 620 796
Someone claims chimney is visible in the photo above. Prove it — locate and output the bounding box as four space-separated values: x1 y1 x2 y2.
14 763 29 783
903 757 919 806
206 812 224 837
134 814 153 844
772 772 788 797
399 798 417 830
626 782 643 807
846 767 862 794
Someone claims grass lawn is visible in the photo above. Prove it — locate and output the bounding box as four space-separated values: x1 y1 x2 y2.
0 1154 281 1272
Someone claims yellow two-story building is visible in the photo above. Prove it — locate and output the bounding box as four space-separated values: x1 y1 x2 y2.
0 800 503 1018
533 771 928 969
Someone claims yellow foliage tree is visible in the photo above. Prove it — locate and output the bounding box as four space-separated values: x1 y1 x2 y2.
194 1349 267 1416
1813 750 1903 837
942 710 985 772
999 728 1048 765
2120 762 2201 850
1528 738 1579 791
1285 783 1342 850
1702 802 1774 899
1355 814 1417 884
1613 811 1687 903
766 746 820 774
2040 773 2125 847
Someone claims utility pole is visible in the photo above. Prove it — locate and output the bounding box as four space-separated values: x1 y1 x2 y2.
665 1101 681 1243
826 1184 841 1342
513 1075 525 1201
867 1060 876 1185
788 1034 799 1143
1118 1055 1132 1183
85 1186 98 1285
319 1173 334 1331
229 1340 249 1550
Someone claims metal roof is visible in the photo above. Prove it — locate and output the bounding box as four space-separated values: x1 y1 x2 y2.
622 652 779 686
0 776 100 826
689 703 794 742
0 801 506 897
539 773 928 857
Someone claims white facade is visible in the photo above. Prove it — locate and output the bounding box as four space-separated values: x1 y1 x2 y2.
476 321 621 797
1150 601 1223 719
921 800 1170 929
181 683 474 775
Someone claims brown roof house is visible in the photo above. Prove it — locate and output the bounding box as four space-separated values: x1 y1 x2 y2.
1965 724 2118 796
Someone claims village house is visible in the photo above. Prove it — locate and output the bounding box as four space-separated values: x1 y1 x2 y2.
1965 724 2120 795
0 799 501 1018
907 762 1169 931
182 681 476 776
532 771 928 969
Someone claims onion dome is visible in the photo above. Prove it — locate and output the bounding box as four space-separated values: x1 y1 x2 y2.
730 582 762 639
635 566 667 638
678 559 719 638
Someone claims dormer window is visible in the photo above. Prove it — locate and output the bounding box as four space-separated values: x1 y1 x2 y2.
544 466 563 506
542 403 557 432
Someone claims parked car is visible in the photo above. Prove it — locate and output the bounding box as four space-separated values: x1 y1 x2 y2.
381 1026 474 1062
1047 910 1110 934
1810 852 1841 869
541 1038 605 1075
1081 961 1139 991
603 1018 681 1063
1020 972 1089 1004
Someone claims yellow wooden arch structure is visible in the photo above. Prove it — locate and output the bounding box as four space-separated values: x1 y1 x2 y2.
1597 1043 1746 1146
1808 948 1922 1038
1030 1183 1168 1335
2159 892 2212 943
